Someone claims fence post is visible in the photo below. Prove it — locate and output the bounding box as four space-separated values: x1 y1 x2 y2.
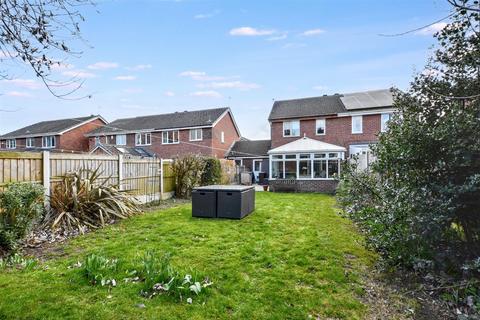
160 158 164 198
42 151 50 209
118 154 124 190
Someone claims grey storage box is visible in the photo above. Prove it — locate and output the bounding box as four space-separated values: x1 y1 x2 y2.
192 185 255 219
192 189 217 218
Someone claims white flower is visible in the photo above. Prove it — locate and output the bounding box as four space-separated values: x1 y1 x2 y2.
187 298 193 304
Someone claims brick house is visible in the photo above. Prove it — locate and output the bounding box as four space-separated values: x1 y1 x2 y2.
0 115 106 152
267 89 395 192
86 107 241 159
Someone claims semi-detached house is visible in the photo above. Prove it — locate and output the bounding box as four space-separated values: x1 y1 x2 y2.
86 107 241 159
0 115 106 153
266 88 395 192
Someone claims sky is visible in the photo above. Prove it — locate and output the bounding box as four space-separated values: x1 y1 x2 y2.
0 0 452 139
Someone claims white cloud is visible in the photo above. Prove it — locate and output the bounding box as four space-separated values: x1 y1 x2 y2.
114 75 136 81
2 78 41 89
164 91 175 97
267 34 288 41
229 27 275 36
87 61 119 70
194 9 220 19
301 29 325 36
179 70 227 81
190 90 222 98
62 70 96 79
126 64 152 71
197 81 260 91
5 91 32 97
415 22 447 35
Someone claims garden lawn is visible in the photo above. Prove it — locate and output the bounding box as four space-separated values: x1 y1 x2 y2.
0 192 376 320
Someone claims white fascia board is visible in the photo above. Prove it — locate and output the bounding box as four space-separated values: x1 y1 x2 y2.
337 108 397 117
59 116 107 135
85 125 213 137
212 108 242 137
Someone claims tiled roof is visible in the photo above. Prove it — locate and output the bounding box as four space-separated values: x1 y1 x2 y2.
1 115 102 139
227 139 271 158
88 107 229 135
268 89 394 121
268 137 346 154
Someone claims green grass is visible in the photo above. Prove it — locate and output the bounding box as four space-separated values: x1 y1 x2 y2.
0 193 376 320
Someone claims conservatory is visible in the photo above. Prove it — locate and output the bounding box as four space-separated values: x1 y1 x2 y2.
268 136 346 193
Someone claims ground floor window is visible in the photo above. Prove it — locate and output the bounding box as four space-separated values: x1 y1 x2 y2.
270 152 343 180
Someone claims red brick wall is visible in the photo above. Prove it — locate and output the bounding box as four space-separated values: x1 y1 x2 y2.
271 114 382 154
211 112 240 158
59 118 106 152
86 111 240 159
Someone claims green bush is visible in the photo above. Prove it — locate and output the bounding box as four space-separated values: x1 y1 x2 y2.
0 183 44 252
200 157 222 186
171 154 205 198
48 167 141 232
81 253 120 286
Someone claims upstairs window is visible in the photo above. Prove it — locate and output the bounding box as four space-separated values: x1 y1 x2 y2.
162 130 179 144
135 133 151 146
221 131 225 143
283 120 300 137
6 139 16 149
26 138 34 148
189 128 202 141
42 136 56 148
316 119 326 135
116 134 127 145
381 113 391 132
351 116 363 134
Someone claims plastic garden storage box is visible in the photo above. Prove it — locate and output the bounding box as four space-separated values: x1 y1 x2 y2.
191 189 217 218
192 185 255 219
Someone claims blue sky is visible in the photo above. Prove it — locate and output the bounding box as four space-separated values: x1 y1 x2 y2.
0 0 451 139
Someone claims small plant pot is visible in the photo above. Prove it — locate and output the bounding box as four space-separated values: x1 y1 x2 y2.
263 185 269 192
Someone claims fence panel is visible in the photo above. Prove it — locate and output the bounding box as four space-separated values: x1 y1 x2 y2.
0 151 173 203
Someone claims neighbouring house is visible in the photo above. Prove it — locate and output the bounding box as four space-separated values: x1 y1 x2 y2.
227 139 271 183
267 88 395 192
0 115 107 153
86 107 241 159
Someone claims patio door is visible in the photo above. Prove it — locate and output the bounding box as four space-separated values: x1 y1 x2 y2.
252 159 262 182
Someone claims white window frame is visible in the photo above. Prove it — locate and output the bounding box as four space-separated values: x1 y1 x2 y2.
26 138 34 148
162 130 179 145
269 152 343 181
116 134 127 146
351 115 363 134
381 113 391 132
316 119 326 135
6 139 16 149
42 136 56 148
283 120 300 137
189 128 203 141
135 133 152 146
221 131 225 144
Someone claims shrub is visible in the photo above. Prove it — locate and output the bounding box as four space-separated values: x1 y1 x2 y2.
48 167 141 232
200 157 222 186
171 154 205 198
0 183 44 252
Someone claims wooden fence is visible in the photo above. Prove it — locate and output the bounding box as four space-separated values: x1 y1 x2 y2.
0 151 175 203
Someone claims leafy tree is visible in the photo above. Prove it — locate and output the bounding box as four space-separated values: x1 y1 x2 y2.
338 0 480 272
0 0 92 97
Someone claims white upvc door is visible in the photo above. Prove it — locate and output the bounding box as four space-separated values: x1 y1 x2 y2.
252 159 262 181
